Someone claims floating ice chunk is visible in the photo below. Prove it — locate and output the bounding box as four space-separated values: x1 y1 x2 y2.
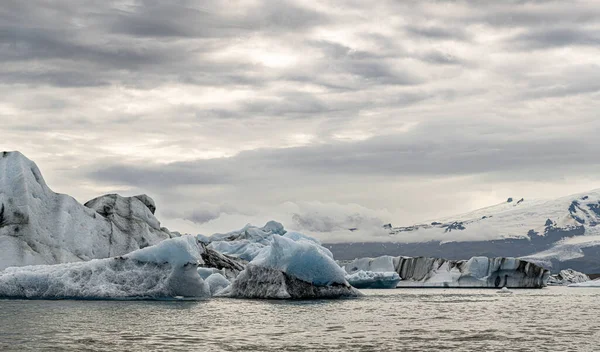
0 235 211 299
205 273 231 296
345 270 401 289
218 265 361 299
251 235 347 286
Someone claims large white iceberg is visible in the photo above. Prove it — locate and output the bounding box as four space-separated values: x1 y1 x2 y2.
0 236 212 299
219 236 360 299
343 255 549 288
0 151 171 270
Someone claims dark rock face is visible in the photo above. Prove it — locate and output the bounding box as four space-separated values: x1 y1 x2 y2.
221 265 361 299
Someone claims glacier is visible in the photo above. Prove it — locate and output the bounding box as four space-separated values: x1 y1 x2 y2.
342 255 549 288
547 269 590 286
0 236 212 299
0 151 172 270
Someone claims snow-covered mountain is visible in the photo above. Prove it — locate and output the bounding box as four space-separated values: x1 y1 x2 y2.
388 192 600 240
326 190 600 273
0 151 171 270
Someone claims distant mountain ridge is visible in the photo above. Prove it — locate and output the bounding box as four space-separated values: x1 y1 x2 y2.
325 190 600 273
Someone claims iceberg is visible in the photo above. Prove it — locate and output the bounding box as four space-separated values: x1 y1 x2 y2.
568 279 600 287
207 221 287 261
345 270 401 289
206 221 333 261
547 269 590 286
343 255 397 273
205 273 231 295
0 236 212 299
0 152 171 270
343 255 549 288
395 256 549 288
219 236 361 299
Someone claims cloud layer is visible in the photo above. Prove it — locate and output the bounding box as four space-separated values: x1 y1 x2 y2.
2 0 600 241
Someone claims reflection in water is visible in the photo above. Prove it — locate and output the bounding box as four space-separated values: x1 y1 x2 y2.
1 287 599 351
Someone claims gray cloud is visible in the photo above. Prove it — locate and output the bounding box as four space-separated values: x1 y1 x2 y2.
2 0 600 240
513 28 600 49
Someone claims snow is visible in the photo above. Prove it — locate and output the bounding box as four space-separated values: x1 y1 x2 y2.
0 152 170 270
387 189 600 243
345 270 400 289
0 235 210 299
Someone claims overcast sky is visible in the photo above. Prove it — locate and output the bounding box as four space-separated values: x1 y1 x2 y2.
2 0 600 242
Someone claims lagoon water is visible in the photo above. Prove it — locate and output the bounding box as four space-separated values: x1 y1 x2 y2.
1 287 598 351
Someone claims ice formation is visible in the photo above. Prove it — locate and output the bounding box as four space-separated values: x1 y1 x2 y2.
568 279 600 287
344 270 401 289
205 273 231 295
547 269 590 286
0 152 171 270
342 256 400 288
219 235 360 299
0 236 211 299
218 265 360 299
207 221 289 262
343 255 549 288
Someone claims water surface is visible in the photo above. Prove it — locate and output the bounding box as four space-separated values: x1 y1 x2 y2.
1 287 598 351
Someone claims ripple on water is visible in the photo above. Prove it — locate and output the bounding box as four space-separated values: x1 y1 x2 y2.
0 287 599 351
